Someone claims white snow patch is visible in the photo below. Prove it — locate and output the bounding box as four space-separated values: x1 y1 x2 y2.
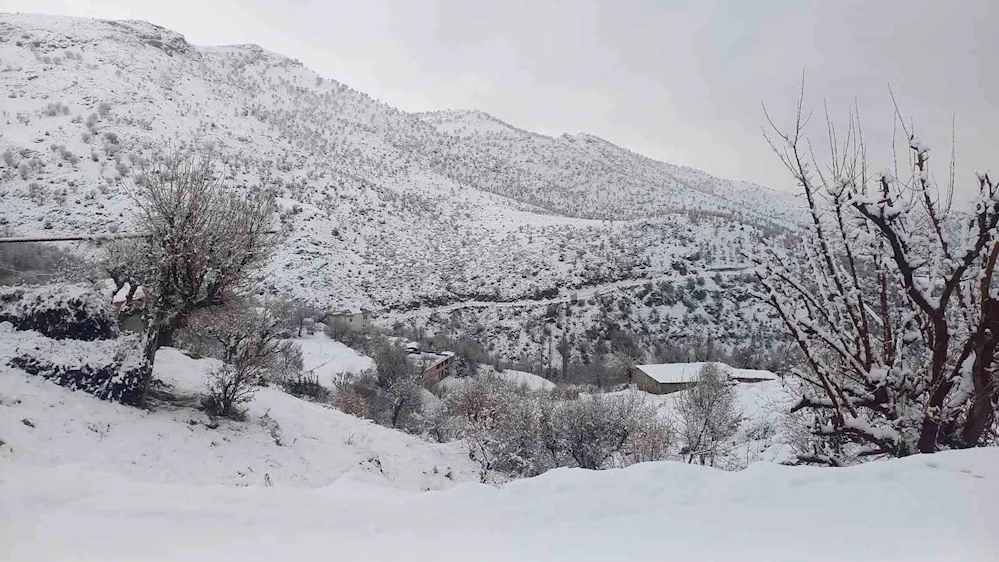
1 448 995 561
293 333 375 385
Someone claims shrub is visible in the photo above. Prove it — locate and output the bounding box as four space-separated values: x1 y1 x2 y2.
324 318 373 352
178 300 294 383
330 373 370 418
438 377 671 477
203 364 255 420
0 240 90 285
283 372 329 402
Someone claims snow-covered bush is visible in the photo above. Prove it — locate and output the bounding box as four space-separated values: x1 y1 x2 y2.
0 241 88 286
437 376 670 477
282 371 328 402
179 300 298 384
203 364 255 420
329 372 370 418
0 284 116 340
324 318 373 353
10 334 145 404
675 363 742 467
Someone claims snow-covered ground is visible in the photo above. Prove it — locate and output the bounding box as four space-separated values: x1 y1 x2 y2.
2 448 996 561
0 337 477 490
438 365 556 392
2 327 996 560
294 332 375 386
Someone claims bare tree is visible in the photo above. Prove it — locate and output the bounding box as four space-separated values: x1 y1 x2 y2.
755 86 999 464
107 150 278 405
675 363 742 466
181 299 296 381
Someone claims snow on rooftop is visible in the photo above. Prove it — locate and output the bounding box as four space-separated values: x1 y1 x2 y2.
634 362 777 384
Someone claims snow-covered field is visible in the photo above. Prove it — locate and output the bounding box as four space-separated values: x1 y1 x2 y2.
2 327 996 560
294 332 375 385
0 336 477 490
2 447 996 561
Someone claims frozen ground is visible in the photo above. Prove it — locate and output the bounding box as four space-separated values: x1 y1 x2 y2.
1 448 996 561
2 327 996 560
0 332 477 490
294 332 375 386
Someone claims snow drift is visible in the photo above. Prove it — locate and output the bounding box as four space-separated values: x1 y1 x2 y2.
1 448 995 561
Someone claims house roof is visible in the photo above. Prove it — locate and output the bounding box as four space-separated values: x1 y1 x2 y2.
634 362 778 384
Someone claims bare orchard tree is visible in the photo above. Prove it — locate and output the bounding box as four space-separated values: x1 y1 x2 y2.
107 150 278 405
675 363 742 466
754 88 999 464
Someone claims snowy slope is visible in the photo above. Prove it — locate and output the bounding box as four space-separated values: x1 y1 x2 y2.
2 448 996 561
419 108 798 221
0 13 798 316
0 336 477 490
294 333 375 386
438 365 557 392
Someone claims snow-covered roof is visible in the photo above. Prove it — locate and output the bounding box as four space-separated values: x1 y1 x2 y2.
634 362 777 384
635 363 705 383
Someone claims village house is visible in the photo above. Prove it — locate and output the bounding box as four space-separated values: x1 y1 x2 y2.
329 308 373 330
406 346 456 384
629 362 778 395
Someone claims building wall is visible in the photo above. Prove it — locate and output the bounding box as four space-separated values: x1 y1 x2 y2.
333 312 371 331
632 368 663 394
423 356 453 383
660 382 696 394
630 367 697 395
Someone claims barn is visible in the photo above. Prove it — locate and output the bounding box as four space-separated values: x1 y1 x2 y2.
629 362 778 395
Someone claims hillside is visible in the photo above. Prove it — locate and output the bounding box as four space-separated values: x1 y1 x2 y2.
0 13 801 368
0 328 478 489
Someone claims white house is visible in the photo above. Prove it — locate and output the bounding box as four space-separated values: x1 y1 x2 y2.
329 308 372 330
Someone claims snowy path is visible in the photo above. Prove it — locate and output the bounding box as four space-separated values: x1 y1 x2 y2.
2 449 996 561
382 266 750 321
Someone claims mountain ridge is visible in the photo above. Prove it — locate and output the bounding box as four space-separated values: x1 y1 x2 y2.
0 12 794 361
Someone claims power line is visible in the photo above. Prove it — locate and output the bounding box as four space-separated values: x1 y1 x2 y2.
0 232 148 244
0 229 280 244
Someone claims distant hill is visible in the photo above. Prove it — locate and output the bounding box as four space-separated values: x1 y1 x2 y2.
0 13 797 360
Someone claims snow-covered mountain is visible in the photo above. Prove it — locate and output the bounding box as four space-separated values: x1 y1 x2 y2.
0 13 798 359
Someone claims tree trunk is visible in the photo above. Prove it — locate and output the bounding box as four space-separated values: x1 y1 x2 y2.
138 325 161 406
157 323 178 348
391 398 406 428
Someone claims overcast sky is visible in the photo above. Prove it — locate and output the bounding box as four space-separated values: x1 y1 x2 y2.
7 0 997 202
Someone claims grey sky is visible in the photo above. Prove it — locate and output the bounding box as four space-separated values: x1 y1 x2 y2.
6 0 997 203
